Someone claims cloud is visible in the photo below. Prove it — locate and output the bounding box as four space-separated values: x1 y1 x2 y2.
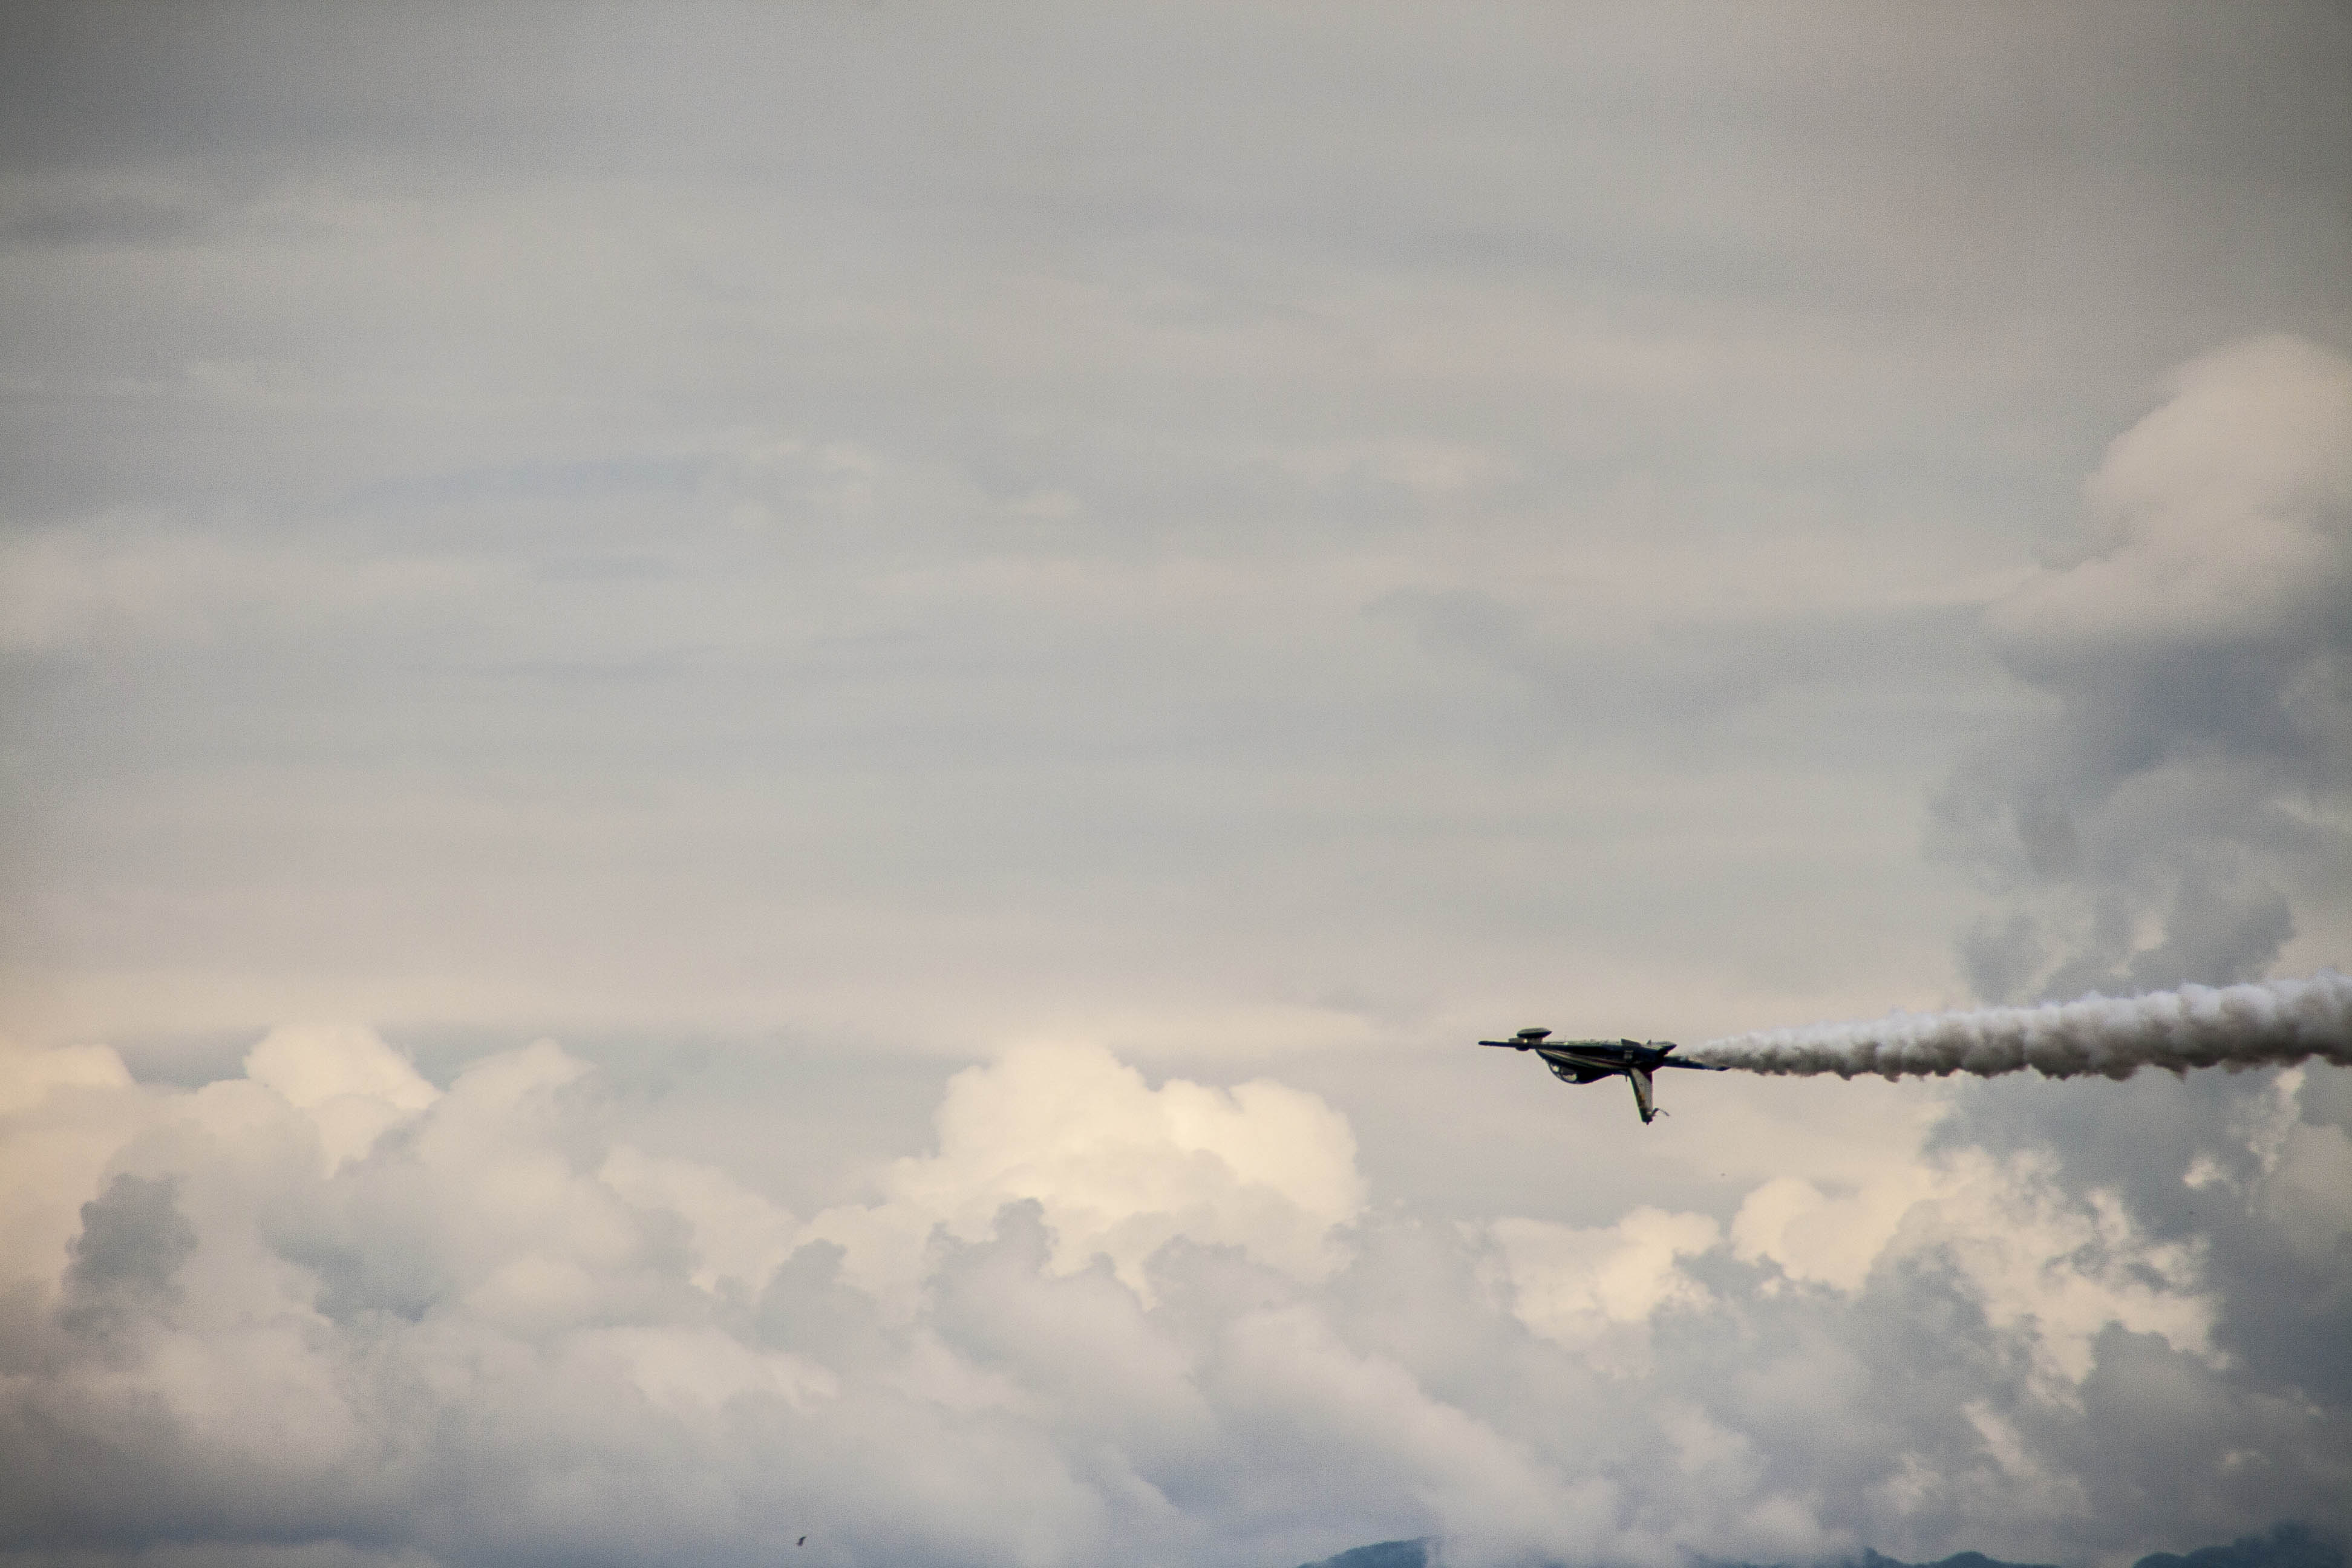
8 1 2346 1058
1938 335 2352 1002
1 1028 2344 1566
0 11 2345 1564
1487 1206 1720 1366
1989 336 2352 663
244 1024 440 1173
0 524 485 655
805 1040 1365 1304
56 1172 197 1337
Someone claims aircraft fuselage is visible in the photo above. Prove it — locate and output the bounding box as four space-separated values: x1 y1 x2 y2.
1477 1028 1727 1123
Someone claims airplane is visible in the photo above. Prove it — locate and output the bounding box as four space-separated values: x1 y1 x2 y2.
1477 1028 1728 1123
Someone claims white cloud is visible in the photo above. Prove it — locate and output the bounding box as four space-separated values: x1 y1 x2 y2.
1488 1206 1720 1361
803 1041 1365 1303
570 1324 837 1414
600 1143 801 1296
244 1024 439 1172
1731 1142 2215 1391
0 1041 149 1298
5 1030 2329 1566
1990 336 2352 663
1731 1170 1938 1293
1914 1154 2214 1389
0 1040 132 1114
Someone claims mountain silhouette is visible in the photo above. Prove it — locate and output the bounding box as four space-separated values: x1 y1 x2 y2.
1293 1521 2342 1568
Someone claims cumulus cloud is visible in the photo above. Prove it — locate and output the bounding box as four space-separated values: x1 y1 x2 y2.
1989 337 2352 662
244 1024 441 1173
1940 335 2352 1003
1486 1207 1720 1369
1 1028 2345 1567
56 1172 198 1338
805 1042 1365 1305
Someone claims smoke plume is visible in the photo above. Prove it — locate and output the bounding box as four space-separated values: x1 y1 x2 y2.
1696 972 2352 1081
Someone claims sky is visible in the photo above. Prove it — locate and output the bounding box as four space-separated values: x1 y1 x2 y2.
1 4 2348 1566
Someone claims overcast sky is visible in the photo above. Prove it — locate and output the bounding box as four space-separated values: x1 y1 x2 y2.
1 5 2348 1567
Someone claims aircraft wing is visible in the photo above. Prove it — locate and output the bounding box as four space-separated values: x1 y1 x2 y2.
1628 1068 1656 1123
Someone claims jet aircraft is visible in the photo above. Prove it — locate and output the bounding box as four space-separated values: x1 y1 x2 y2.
1477 1028 1728 1123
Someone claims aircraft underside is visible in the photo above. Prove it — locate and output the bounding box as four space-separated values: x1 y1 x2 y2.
1544 1056 1660 1121
1482 1030 1725 1125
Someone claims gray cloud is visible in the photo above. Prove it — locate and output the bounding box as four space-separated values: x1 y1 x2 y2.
56 1173 195 1338
1935 337 2352 1002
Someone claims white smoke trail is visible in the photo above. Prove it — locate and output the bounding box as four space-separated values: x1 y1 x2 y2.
1694 973 2352 1080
